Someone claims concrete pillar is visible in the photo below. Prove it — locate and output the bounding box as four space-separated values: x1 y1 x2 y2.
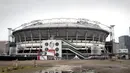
85 32 87 49
23 32 26 53
8 28 12 55
8 28 12 42
66 29 68 41
76 31 78 45
110 25 115 42
67 50 68 60
98 35 100 42
18 34 21 43
38 29 42 51
56 28 59 39
48 29 50 39
30 30 33 53
92 34 95 55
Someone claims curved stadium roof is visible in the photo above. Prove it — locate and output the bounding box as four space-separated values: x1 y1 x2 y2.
13 18 109 32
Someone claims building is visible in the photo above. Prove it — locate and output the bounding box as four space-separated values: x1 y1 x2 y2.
105 41 113 53
118 35 130 59
119 35 130 53
8 18 109 60
113 42 120 54
0 41 7 55
105 41 119 54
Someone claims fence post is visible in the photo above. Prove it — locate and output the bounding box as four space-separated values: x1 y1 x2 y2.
34 59 37 67
15 59 18 67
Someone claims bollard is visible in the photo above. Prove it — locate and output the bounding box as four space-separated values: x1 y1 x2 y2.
80 65 82 73
15 59 18 67
34 59 37 67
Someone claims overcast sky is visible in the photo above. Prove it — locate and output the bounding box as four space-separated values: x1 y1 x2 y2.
0 0 130 42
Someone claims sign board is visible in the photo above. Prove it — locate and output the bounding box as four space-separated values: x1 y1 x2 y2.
42 40 62 58
118 49 128 53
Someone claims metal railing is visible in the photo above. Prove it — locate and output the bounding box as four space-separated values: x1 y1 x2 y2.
62 40 87 59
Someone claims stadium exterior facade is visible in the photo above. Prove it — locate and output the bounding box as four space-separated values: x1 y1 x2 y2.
9 18 109 60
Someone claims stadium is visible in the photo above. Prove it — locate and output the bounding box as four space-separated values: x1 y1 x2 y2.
8 18 110 60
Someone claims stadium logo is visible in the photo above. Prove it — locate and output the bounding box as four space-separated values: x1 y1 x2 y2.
49 41 54 48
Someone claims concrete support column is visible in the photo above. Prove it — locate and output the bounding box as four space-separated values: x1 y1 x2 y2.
8 28 12 42
110 25 115 42
92 34 95 42
104 34 108 54
102 34 106 42
66 50 68 60
38 29 42 51
23 32 26 53
85 32 88 54
47 29 50 39
66 29 68 41
76 31 78 45
8 28 12 55
12 35 15 42
92 34 95 55
16 34 21 55
98 35 100 42
56 28 59 39
30 30 33 53
85 32 87 49
18 34 22 43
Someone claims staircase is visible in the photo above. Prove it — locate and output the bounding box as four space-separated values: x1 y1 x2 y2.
62 40 87 59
